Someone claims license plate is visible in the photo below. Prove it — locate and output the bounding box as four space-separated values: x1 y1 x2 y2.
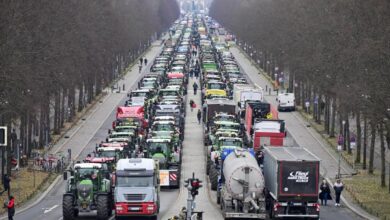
129 207 140 211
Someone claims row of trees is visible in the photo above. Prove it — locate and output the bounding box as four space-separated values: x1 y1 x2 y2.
0 0 179 173
210 0 390 188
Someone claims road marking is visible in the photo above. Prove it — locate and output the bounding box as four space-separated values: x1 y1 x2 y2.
44 204 59 214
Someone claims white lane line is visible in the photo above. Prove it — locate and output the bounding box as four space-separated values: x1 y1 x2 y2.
44 204 59 214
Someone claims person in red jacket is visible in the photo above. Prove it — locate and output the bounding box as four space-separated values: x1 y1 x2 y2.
6 195 15 220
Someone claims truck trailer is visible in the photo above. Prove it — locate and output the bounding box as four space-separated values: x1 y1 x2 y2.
263 147 320 219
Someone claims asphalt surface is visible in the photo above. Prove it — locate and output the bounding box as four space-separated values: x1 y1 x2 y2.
5 38 371 220
9 41 180 220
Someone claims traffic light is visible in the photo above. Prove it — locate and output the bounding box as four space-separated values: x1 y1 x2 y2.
190 178 202 198
0 127 7 146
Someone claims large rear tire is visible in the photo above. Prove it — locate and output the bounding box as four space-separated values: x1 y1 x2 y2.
63 195 75 220
209 166 218 191
97 195 109 220
206 157 211 175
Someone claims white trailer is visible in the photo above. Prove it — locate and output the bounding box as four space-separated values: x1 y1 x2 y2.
233 84 264 113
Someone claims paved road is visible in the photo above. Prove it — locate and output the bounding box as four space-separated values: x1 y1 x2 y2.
230 46 366 220
161 68 223 220
8 42 180 220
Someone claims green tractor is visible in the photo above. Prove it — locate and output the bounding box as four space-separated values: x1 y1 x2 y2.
63 162 112 220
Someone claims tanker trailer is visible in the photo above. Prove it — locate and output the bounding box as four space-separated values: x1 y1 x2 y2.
218 149 266 219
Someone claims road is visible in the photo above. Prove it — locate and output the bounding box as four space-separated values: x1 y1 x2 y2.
10 41 180 220
7 30 368 220
229 46 365 220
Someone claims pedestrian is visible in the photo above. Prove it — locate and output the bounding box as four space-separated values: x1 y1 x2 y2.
193 82 198 95
144 58 148 66
189 69 194 78
5 195 15 220
139 64 142 73
139 57 143 66
197 109 202 124
195 68 199 79
256 151 264 167
189 100 195 112
1 174 10 197
333 179 344 207
319 179 332 206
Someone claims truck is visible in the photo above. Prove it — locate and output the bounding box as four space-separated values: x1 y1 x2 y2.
218 149 266 219
114 158 160 220
263 147 320 219
233 84 263 113
252 119 286 151
277 93 295 111
204 99 236 125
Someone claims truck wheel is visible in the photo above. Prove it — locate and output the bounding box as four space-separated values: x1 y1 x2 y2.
63 195 75 220
96 195 109 220
209 166 218 191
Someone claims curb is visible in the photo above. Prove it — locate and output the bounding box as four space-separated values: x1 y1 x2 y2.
234 45 376 220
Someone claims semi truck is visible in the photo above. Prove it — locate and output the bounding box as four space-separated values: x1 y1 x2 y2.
218 149 266 219
114 158 160 220
263 147 320 219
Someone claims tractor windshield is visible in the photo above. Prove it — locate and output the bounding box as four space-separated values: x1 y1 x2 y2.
116 176 153 187
99 150 121 158
77 168 99 179
153 124 174 131
220 139 242 147
148 142 169 155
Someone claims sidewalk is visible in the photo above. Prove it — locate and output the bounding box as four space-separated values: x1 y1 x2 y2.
230 46 377 220
161 61 223 220
0 40 165 219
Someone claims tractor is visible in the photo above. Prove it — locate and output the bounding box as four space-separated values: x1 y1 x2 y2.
62 162 112 220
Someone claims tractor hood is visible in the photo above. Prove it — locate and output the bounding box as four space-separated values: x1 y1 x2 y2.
115 187 155 203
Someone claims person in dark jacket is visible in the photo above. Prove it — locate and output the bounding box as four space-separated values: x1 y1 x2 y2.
2 174 10 197
319 179 332 206
197 109 202 124
5 195 15 220
193 82 198 95
333 179 344 207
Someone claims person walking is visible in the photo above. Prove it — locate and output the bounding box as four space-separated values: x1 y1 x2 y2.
138 64 142 73
333 179 344 207
189 100 195 112
195 68 199 79
139 57 143 66
5 195 15 220
319 179 332 206
1 174 10 197
193 82 198 95
144 58 148 66
197 109 202 124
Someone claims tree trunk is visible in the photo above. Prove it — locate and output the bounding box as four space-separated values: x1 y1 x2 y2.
363 115 368 170
54 91 60 134
356 111 361 163
78 83 84 112
368 121 376 174
346 118 351 154
330 98 336 138
27 113 33 157
325 95 330 133
379 122 386 187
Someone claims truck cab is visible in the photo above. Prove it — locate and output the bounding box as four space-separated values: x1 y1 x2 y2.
114 158 160 219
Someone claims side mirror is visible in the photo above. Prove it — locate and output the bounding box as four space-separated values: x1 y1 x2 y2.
63 171 68 180
237 102 240 107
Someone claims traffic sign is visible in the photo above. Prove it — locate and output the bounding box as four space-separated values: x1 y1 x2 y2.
0 126 7 146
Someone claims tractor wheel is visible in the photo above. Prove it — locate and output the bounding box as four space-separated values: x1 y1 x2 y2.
97 195 109 220
63 195 75 220
206 157 211 175
209 166 218 191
